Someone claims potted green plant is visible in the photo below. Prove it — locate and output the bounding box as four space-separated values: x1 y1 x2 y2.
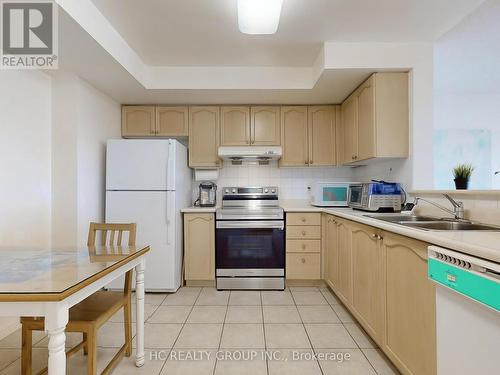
453 164 474 190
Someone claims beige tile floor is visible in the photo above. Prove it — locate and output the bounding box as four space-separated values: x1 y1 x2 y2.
0 287 399 374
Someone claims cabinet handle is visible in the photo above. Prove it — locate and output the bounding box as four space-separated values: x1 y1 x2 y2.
301 258 306 264
301 244 306 250
378 235 383 241
301 230 306 236
301 217 306 223
371 233 378 239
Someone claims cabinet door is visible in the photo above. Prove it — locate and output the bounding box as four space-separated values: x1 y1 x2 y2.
122 106 156 137
280 106 309 166
184 214 215 280
326 215 339 288
220 106 250 146
250 106 280 145
351 224 382 343
336 219 352 304
382 234 436 375
308 106 336 166
188 107 221 168
286 253 321 279
156 106 188 136
356 78 376 161
341 96 358 164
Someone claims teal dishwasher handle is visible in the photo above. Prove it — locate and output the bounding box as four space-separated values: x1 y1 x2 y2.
428 258 500 311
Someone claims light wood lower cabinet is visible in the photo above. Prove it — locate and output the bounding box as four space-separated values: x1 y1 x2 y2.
287 253 320 279
382 233 436 375
335 218 352 304
183 213 215 281
350 223 383 344
325 215 339 287
286 212 321 280
324 213 436 375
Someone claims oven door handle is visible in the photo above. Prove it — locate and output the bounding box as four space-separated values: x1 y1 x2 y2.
216 221 284 230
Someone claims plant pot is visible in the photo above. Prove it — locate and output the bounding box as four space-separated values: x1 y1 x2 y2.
454 177 469 190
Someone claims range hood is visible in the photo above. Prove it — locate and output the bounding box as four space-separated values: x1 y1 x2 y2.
218 146 282 165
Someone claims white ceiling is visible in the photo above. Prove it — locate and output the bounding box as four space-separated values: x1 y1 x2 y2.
56 9 374 104
91 0 485 67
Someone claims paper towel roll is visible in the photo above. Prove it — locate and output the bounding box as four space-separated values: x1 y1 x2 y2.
194 169 219 182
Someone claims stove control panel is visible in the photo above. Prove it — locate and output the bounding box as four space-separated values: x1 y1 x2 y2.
222 186 278 197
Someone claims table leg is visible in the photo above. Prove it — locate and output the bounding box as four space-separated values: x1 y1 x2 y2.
135 259 146 367
45 304 69 375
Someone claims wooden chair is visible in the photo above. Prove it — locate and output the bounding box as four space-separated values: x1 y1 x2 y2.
21 223 137 375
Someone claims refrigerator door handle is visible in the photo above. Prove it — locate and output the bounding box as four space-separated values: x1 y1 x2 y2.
166 140 176 191
166 192 175 245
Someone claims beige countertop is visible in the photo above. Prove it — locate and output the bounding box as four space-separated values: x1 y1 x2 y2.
181 200 500 263
282 200 500 263
181 206 218 213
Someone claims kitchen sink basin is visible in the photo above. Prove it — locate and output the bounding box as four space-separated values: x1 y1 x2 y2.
365 214 444 223
401 222 500 231
365 214 500 231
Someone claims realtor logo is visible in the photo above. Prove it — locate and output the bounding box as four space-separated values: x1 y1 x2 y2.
1 0 58 69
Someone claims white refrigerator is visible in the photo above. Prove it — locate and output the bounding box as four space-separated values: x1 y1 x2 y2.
105 139 192 292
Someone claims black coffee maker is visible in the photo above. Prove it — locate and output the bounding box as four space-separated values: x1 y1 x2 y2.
196 181 217 207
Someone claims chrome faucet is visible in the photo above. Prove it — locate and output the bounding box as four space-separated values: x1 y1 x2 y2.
413 194 465 220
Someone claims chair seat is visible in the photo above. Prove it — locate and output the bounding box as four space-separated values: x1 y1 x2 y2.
22 291 127 327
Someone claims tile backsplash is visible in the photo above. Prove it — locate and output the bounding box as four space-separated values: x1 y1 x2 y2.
192 161 355 202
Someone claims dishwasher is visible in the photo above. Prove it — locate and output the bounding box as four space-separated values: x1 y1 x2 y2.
428 246 500 375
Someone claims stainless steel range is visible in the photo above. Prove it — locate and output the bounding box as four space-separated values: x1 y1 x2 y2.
215 186 285 290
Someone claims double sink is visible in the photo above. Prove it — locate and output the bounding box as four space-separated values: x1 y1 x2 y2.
365 215 500 231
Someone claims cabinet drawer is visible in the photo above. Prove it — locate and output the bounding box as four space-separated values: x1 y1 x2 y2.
286 225 321 239
286 240 321 253
286 253 321 279
287 213 321 226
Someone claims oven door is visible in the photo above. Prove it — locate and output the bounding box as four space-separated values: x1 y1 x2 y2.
216 220 285 276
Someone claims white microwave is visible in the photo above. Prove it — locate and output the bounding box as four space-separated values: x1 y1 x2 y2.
310 182 354 207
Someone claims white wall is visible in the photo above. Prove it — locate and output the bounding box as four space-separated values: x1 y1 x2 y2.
0 70 52 246
194 163 355 203
0 69 52 340
434 0 500 188
51 73 121 247
76 78 121 245
0 70 120 338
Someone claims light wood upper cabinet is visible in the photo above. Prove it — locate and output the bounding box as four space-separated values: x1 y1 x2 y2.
341 72 409 164
122 106 156 137
251 106 281 145
220 106 250 146
188 106 220 168
184 213 215 281
382 233 436 375
280 106 309 166
156 106 189 137
341 95 358 164
351 223 383 344
308 106 336 166
356 79 375 161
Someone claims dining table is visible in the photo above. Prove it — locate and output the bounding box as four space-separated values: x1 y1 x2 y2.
0 244 150 375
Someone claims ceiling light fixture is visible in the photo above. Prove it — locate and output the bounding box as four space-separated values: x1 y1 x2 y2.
238 0 283 35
